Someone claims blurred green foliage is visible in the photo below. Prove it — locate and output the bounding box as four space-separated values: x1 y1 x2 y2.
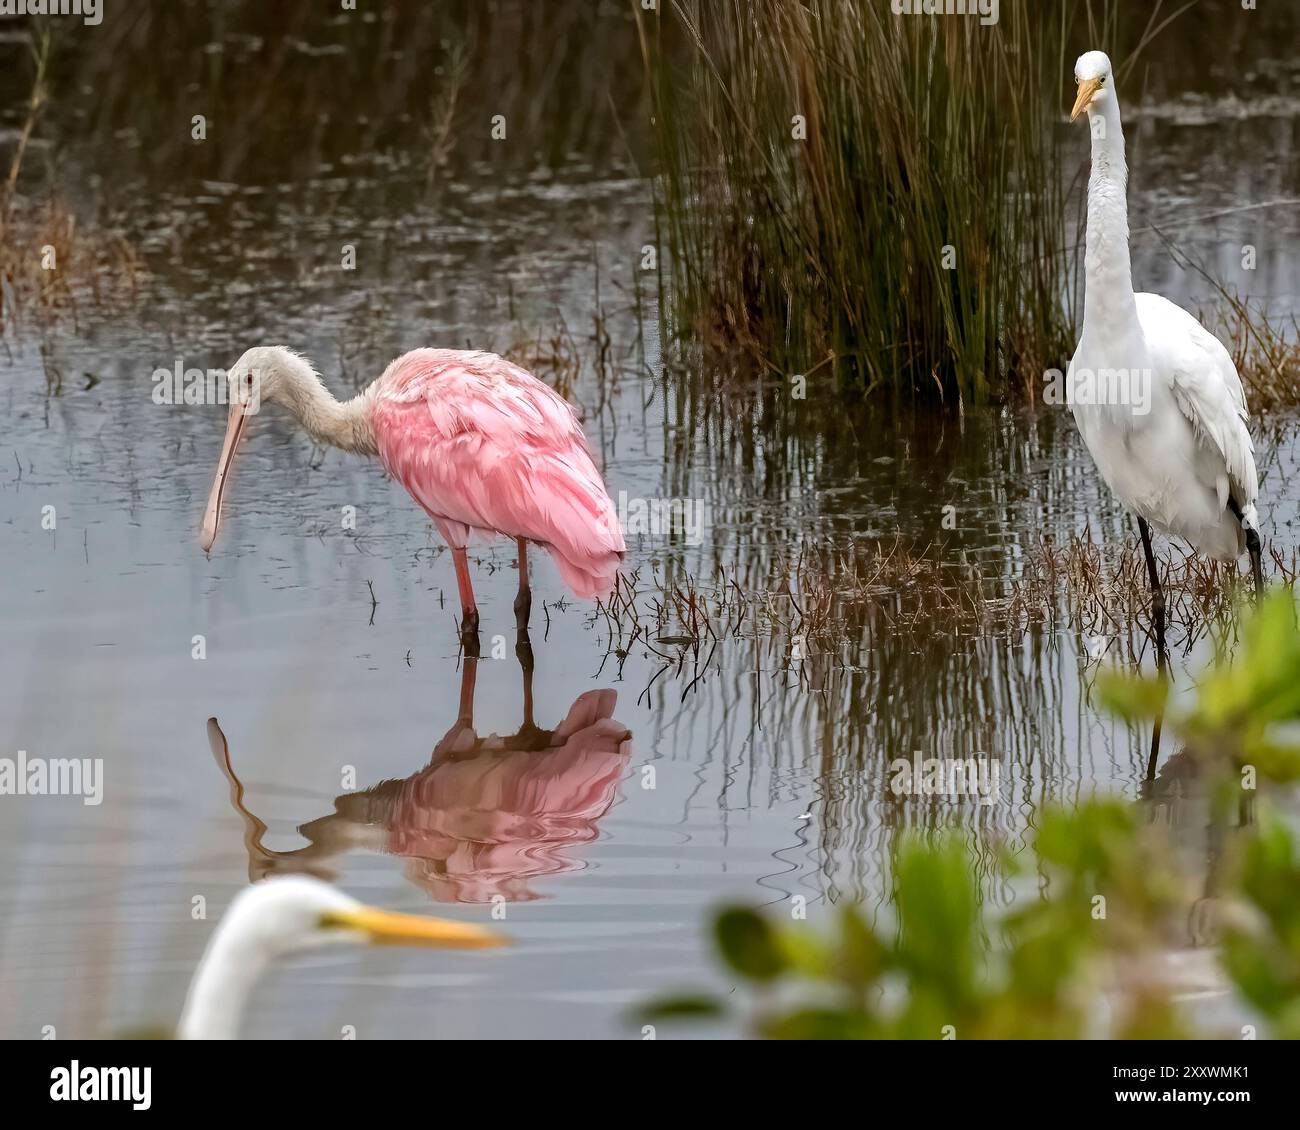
1221 819 1300 1040
1099 591 1300 789
644 801 1191 1039
644 595 1300 1039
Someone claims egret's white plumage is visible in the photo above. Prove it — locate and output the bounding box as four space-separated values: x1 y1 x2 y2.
177 876 503 1040
1066 50 1262 574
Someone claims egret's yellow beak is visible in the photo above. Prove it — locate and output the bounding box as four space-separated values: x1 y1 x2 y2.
322 905 507 949
1071 78 1102 122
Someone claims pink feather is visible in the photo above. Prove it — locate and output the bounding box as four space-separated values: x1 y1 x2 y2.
368 349 625 598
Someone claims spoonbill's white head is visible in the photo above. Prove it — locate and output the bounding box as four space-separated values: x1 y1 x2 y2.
199 345 317 552
1071 50 1114 121
177 875 506 1039
225 345 308 409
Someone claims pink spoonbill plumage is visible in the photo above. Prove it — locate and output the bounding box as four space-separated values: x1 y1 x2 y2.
200 346 625 641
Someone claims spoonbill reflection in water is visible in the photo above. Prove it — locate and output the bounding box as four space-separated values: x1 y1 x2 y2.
1067 50 1265 673
206 637 632 903
200 347 625 643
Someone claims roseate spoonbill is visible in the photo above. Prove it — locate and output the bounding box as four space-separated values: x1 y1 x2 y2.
1067 50 1264 671
177 875 504 1039
200 346 625 642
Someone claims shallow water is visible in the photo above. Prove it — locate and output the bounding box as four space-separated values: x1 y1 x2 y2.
2 12 1299 1039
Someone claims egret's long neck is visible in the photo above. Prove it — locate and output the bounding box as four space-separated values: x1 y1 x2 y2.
1082 95 1139 335
281 366 378 456
176 925 270 1040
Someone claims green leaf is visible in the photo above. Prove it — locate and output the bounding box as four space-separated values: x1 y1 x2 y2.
1241 735 1300 784
760 1008 874 1041
894 836 980 1004
778 925 833 980
1201 593 1300 729
1095 669 1168 722
714 906 788 982
837 903 884 987
637 994 726 1021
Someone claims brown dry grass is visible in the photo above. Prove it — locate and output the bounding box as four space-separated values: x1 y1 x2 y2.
1 31 143 336
0 197 144 335
599 532 1299 682
1016 532 1299 657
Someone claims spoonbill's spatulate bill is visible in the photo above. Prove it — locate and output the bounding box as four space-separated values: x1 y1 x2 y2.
1066 50 1265 664
177 875 504 1039
200 347 625 640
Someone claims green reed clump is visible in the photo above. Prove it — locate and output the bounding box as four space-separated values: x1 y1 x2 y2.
639 1 1130 401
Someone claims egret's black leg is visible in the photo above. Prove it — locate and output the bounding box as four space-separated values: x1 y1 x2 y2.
1227 496 1265 599
1245 528 1264 599
1137 516 1168 675
1144 706 1163 783
1138 516 1169 780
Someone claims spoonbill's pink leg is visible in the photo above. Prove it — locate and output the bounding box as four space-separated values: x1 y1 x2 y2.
514 537 532 632
452 546 479 642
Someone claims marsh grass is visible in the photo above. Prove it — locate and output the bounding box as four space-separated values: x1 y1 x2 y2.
506 319 586 406
639 1 1296 405
0 28 50 232
1139 223 1300 412
639 0 1125 401
0 195 144 336
1017 533 1300 661
504 257 634 411
28 1 649 185
1222 301 1300 415
597 532 1299 699
0 29 143 336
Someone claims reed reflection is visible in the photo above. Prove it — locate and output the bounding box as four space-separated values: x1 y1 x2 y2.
207 634 632 903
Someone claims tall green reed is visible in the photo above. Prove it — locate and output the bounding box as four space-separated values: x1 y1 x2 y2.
639 1 1139 403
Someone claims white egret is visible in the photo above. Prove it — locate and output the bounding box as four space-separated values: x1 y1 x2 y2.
177 876 504 1039
1067 50 1264 665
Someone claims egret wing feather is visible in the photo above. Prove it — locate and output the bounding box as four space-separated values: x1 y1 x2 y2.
1136 293 1258 517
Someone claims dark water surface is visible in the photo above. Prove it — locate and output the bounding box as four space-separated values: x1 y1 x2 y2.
1 10 1298 1039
